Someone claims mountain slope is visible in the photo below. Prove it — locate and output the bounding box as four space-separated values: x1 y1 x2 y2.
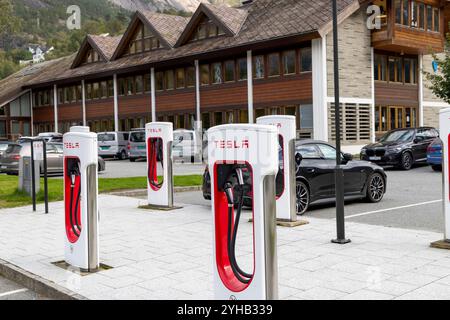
108 0 240 12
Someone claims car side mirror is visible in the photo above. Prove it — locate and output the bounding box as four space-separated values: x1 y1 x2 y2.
343 153 353 162
295 153 303 166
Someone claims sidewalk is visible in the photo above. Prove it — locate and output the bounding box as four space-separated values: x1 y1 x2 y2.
1 195 450 300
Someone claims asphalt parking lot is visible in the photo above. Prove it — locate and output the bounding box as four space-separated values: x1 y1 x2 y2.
0 276 49 300
99 158 205 178
169 164 444 233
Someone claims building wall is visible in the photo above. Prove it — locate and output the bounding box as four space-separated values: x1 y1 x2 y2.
423 106 445 128
326 7 373 146
326 8 372 100
423 53 446 103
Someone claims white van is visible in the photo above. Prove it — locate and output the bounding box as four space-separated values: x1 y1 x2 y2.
97 132 130 160
173 129 202 163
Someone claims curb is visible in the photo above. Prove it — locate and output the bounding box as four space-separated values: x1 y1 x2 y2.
0 259 87 300
106 186 202 198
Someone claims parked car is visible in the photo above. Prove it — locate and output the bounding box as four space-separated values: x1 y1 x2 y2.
0 141 12 160
427 137 443 172
361 127 439 170
203 139 387 215
0 142 105 175
128 128 146 162
38 132 63 143
173 129 202 163
98 131 130 160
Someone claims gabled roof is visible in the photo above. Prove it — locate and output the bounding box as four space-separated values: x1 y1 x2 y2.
175 3 249 47
71 35 121 68
6 0 365 95
111 11 189 60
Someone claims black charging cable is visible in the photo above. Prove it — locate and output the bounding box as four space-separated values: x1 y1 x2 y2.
224 167 253 284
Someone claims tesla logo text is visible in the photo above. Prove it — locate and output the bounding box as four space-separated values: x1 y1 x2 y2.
214 140 249 149
64 142 80 149
148 128 162 133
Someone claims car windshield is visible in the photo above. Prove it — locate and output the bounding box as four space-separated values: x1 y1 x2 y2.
98 133 116 142
130 131 145 143
0 143 9 151
380 130 415 142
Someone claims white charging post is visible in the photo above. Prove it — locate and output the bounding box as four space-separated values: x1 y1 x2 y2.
257 115 307 227
208 124 279 300
146 122 174 208
63 126 99 272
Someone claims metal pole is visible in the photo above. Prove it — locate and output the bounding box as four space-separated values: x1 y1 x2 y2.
30 139 36 212
331 0 350 245
42 139 48 214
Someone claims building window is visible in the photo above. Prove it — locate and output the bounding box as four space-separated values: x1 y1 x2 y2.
388 56 402 83
224 60 235 82
186 67 195 88
118 78 126 96
176 68 185 89
427 5 433 31
300 47 312 72
126 23 162 56
100 81 107 98
374 54 387 81
107 80 114 97
433 8 440 32
200 64 209 85
237 58 247 80
395 0 401 24
143 74 151 93
93 82 100 99
299 105 313 129
253 55 265 79
282 50 296 75
165 70 174 90
402 0 409 26
126 77 134 95
155 72 164 91
135 75 143 94
189 16 225 42
411 1 418 27
82 48 102 65
268 53 280 77
418 3 425 29
212 62 222 84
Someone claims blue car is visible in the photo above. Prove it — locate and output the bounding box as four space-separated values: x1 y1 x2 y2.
427 138 442 171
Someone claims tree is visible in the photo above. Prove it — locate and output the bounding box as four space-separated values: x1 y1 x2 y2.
424 47 450 104
0 0 22 50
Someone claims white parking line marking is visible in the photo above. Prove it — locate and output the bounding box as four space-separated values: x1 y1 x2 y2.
0 288 28 298
345 200 443 219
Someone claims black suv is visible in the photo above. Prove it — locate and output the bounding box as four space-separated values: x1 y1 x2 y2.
361 127 439 170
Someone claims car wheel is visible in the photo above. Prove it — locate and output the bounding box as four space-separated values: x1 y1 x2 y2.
400 152 413 170
432 165 442 172
130 158 136 162
119 150 126 160
296 181 310 216
366 173 385 203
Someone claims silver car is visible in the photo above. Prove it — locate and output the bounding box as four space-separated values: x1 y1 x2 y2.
98 132 130 160
0 142 106 175
128 129 146 162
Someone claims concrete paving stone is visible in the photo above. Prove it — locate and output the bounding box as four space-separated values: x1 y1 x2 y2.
330 261 375 274
368 280 419 296
100 275 146 289
396 283 450 300
320 278 368 294
279 273 323 291
295 286 346 300
339 289 394 300
391 272 440 286
412 264 450 278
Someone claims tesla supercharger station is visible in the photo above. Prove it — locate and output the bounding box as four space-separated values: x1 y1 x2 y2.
208 124 279 300
63 126 99 272
440 108 450 241
257 115 305 227
146 122 174 208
